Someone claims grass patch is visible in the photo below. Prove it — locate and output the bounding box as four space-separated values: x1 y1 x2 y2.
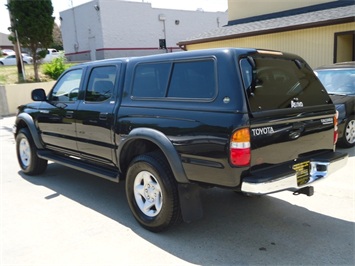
0 73 6 84
0 64 57 84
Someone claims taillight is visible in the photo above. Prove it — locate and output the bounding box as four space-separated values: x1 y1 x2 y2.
334 110 339 145
230 128 251 167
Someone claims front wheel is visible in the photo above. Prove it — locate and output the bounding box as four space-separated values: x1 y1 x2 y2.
16 128 48 175
125 151 181 232
338 116 355 148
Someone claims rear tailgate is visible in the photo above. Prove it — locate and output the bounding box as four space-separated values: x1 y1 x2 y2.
238 51 348 194
249 106 335 165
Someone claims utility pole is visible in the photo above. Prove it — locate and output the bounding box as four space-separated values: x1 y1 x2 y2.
7 0 25 82
159 14 168 53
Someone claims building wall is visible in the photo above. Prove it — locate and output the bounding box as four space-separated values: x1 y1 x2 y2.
60 1 104 62
184 22 355 68
228 0 334 21
60 0 227 61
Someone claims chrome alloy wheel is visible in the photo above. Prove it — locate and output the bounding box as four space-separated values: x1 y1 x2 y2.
133 171 163 217
19 138 31 167
345 119 355 145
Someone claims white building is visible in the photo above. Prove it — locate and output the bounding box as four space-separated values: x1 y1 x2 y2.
60 0 227 61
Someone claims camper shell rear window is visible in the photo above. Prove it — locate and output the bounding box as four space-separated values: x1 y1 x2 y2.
240 56 331 112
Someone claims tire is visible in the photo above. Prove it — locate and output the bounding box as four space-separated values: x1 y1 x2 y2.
125 151 181 232
16 128 48 175
338 116 355 148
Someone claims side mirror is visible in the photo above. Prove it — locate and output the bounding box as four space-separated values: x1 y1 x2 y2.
32 88 46 101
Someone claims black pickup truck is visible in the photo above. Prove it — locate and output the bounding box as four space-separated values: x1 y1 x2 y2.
13 48 348 232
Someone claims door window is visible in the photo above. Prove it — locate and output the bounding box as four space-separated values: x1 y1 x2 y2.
49 69 83 102
85 66 117 102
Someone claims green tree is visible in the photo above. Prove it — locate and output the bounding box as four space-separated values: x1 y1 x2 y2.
7 0 54 81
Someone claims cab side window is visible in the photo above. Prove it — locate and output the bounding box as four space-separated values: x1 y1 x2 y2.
85 66 117 102
167 60 216 99
132 63 170 98
132 59 216 100
49 69 83 102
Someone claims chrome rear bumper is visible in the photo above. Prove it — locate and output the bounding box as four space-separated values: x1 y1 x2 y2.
241 151 348 195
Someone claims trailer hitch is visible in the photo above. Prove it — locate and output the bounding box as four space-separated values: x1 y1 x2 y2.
293 186 314 196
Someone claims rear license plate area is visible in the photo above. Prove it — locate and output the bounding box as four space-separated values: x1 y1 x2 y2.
293 161 310 186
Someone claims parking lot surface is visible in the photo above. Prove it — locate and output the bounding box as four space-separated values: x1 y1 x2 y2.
1 115 354 265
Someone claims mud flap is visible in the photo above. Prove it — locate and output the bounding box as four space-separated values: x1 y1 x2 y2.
178 183 203 223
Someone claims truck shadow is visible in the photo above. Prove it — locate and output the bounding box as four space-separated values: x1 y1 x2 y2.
20 163 354 265
339 146 355 157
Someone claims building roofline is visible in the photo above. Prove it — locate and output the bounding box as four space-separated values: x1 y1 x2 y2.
227 0 354 26
178 17 354 47
177 4 355 48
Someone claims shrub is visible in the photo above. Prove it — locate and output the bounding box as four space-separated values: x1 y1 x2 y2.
42 56 72 80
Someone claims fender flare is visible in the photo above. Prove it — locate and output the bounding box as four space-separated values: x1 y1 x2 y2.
118 127 189 184
15 113 45 149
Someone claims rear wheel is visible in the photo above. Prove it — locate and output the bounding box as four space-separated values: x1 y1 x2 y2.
125 151 181 232
339 116 355 148
16 128 48 175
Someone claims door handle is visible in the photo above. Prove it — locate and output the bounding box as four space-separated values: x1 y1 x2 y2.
65 111 74 119
99 112 108 120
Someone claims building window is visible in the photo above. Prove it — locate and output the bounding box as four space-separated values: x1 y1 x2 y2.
334 31 355 63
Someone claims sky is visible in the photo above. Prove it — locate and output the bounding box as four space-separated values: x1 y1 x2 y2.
0 0 228 34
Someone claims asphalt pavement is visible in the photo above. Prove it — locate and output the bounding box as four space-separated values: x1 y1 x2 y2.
1 115 354 266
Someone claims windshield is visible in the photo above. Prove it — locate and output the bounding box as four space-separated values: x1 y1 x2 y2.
240 56 331 112
314 69 355 95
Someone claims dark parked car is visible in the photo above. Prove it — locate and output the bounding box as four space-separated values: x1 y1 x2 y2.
314 62 355 147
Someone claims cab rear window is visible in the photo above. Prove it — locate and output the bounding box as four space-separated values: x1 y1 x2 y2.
240 57 331 112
